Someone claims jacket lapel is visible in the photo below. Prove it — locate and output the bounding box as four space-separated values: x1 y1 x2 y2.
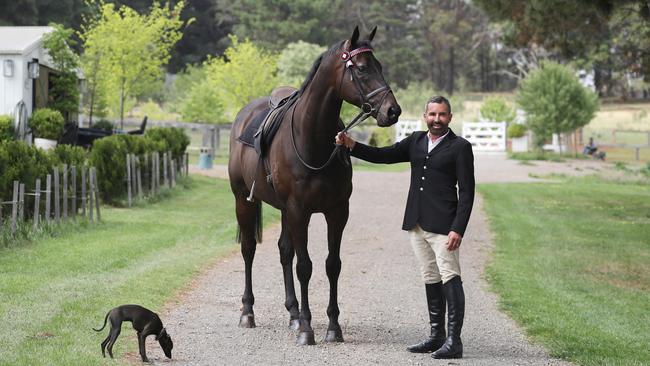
427 129 456 157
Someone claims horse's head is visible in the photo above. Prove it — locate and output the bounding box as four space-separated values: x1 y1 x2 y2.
337 26 401 127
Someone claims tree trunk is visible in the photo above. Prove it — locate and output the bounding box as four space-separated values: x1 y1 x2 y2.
448 46 455 95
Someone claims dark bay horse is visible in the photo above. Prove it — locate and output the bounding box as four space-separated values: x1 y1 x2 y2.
228 26 401 345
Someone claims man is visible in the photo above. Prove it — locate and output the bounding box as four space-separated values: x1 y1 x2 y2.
336 96 474 359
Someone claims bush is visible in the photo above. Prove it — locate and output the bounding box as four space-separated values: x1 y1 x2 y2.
0 115 13 141
480 97 515 123
145 127 190 161
368 125 395 147
507 123 527 138
51 144 88 168
29 108 65 140
90 127 188 202
0 141 53 211
92 119 114 132
516 62 599 150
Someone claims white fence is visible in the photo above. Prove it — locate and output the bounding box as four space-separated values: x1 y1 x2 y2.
395 119 421 142
462 122 506 152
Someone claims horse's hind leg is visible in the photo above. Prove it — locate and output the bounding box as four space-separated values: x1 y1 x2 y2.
278 212 300 330
323 204 349 342
235 195 260 328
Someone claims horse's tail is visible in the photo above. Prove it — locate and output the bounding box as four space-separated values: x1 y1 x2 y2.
93 310 110 332
236 200 263 244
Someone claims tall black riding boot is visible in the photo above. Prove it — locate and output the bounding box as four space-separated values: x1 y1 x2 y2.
432 276 465 359
406 282 446 353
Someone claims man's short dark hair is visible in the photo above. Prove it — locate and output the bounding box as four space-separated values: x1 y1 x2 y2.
425 96 452 114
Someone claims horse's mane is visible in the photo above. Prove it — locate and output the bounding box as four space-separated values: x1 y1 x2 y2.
298 39 372 94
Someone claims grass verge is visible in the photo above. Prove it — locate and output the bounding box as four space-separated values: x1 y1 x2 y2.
0 175 280 366
479 177 650 366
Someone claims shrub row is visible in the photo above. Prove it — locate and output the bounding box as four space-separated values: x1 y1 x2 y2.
1 127 189 208
89 127 190 202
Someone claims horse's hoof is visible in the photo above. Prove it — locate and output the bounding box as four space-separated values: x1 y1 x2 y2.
289 319 300 331
239 314 256 328
323 329 344 343
296 331 316 345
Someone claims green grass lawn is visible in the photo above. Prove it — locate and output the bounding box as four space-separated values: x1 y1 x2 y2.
0 176 280 366
479 177 650 366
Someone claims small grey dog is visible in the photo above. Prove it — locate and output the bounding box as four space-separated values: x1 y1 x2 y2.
93 304 173 362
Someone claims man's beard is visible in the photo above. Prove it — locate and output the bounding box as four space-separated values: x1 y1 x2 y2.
428 123 448 136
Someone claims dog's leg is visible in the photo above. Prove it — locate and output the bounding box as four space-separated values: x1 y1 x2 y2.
137 331 149 362
106 325 121 359
100 334 110 357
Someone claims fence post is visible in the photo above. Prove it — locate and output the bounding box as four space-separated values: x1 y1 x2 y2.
185 153 189 176
636 147 640 161
89 168 95 223
62 164 68 222
136 156 143 199
81 167 87 219
71 166 77 219
18 183 25 221
45 174 51 224
144 154 149 195
33 178 41 230
126 154 132 207
11 181 18 237
54 166 60 224
131 154 137 199
163 152 168 188
92 167 101 221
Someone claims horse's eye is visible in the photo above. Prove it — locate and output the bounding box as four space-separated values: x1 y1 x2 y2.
357 65 367 73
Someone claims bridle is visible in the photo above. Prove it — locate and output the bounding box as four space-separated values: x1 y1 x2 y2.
338 46 392 133
290 46 392 171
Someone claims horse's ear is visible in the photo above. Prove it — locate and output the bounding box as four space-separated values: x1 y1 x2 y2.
350 26 360 47
367 26 377 42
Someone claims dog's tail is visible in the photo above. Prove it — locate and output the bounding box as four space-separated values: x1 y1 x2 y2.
92 310 110 332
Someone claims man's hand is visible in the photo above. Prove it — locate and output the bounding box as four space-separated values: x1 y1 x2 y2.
447 231 462 251
335 132 356 150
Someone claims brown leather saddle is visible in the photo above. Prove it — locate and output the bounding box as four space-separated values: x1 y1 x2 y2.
238 86 299 157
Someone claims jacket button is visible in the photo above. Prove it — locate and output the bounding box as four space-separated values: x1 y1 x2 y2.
421 176 425 180
424 166 427 169
420 187 423 191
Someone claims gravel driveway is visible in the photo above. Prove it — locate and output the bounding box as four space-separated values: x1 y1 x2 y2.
140 153 590 365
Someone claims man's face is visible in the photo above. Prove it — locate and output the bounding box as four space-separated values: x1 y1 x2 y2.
424 102 452 136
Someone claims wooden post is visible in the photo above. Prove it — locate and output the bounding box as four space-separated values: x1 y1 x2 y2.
168 152 173 188
131 154 137 199
11 181 18 237
33 178 41 230
171 160 176 187
71 166 77 219
126 154 132 207
81 167 87 219
89 168 95 223
62 164 68 222
185 153 189 176
54 166 60 224
144 154 149 195
18 183 25 221
92 167 101 221
45 174 51 224
163 152 168 188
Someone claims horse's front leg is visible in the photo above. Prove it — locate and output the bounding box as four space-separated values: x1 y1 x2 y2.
286 207 314 345
278 211 300 330
323 203 349 342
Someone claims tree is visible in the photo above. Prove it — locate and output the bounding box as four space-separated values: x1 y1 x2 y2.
516 62 599 152
42 23 80 121
277 41 326 87
180 36 277 123
206 36 277 120
79 1 185 127
479 96 515 123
